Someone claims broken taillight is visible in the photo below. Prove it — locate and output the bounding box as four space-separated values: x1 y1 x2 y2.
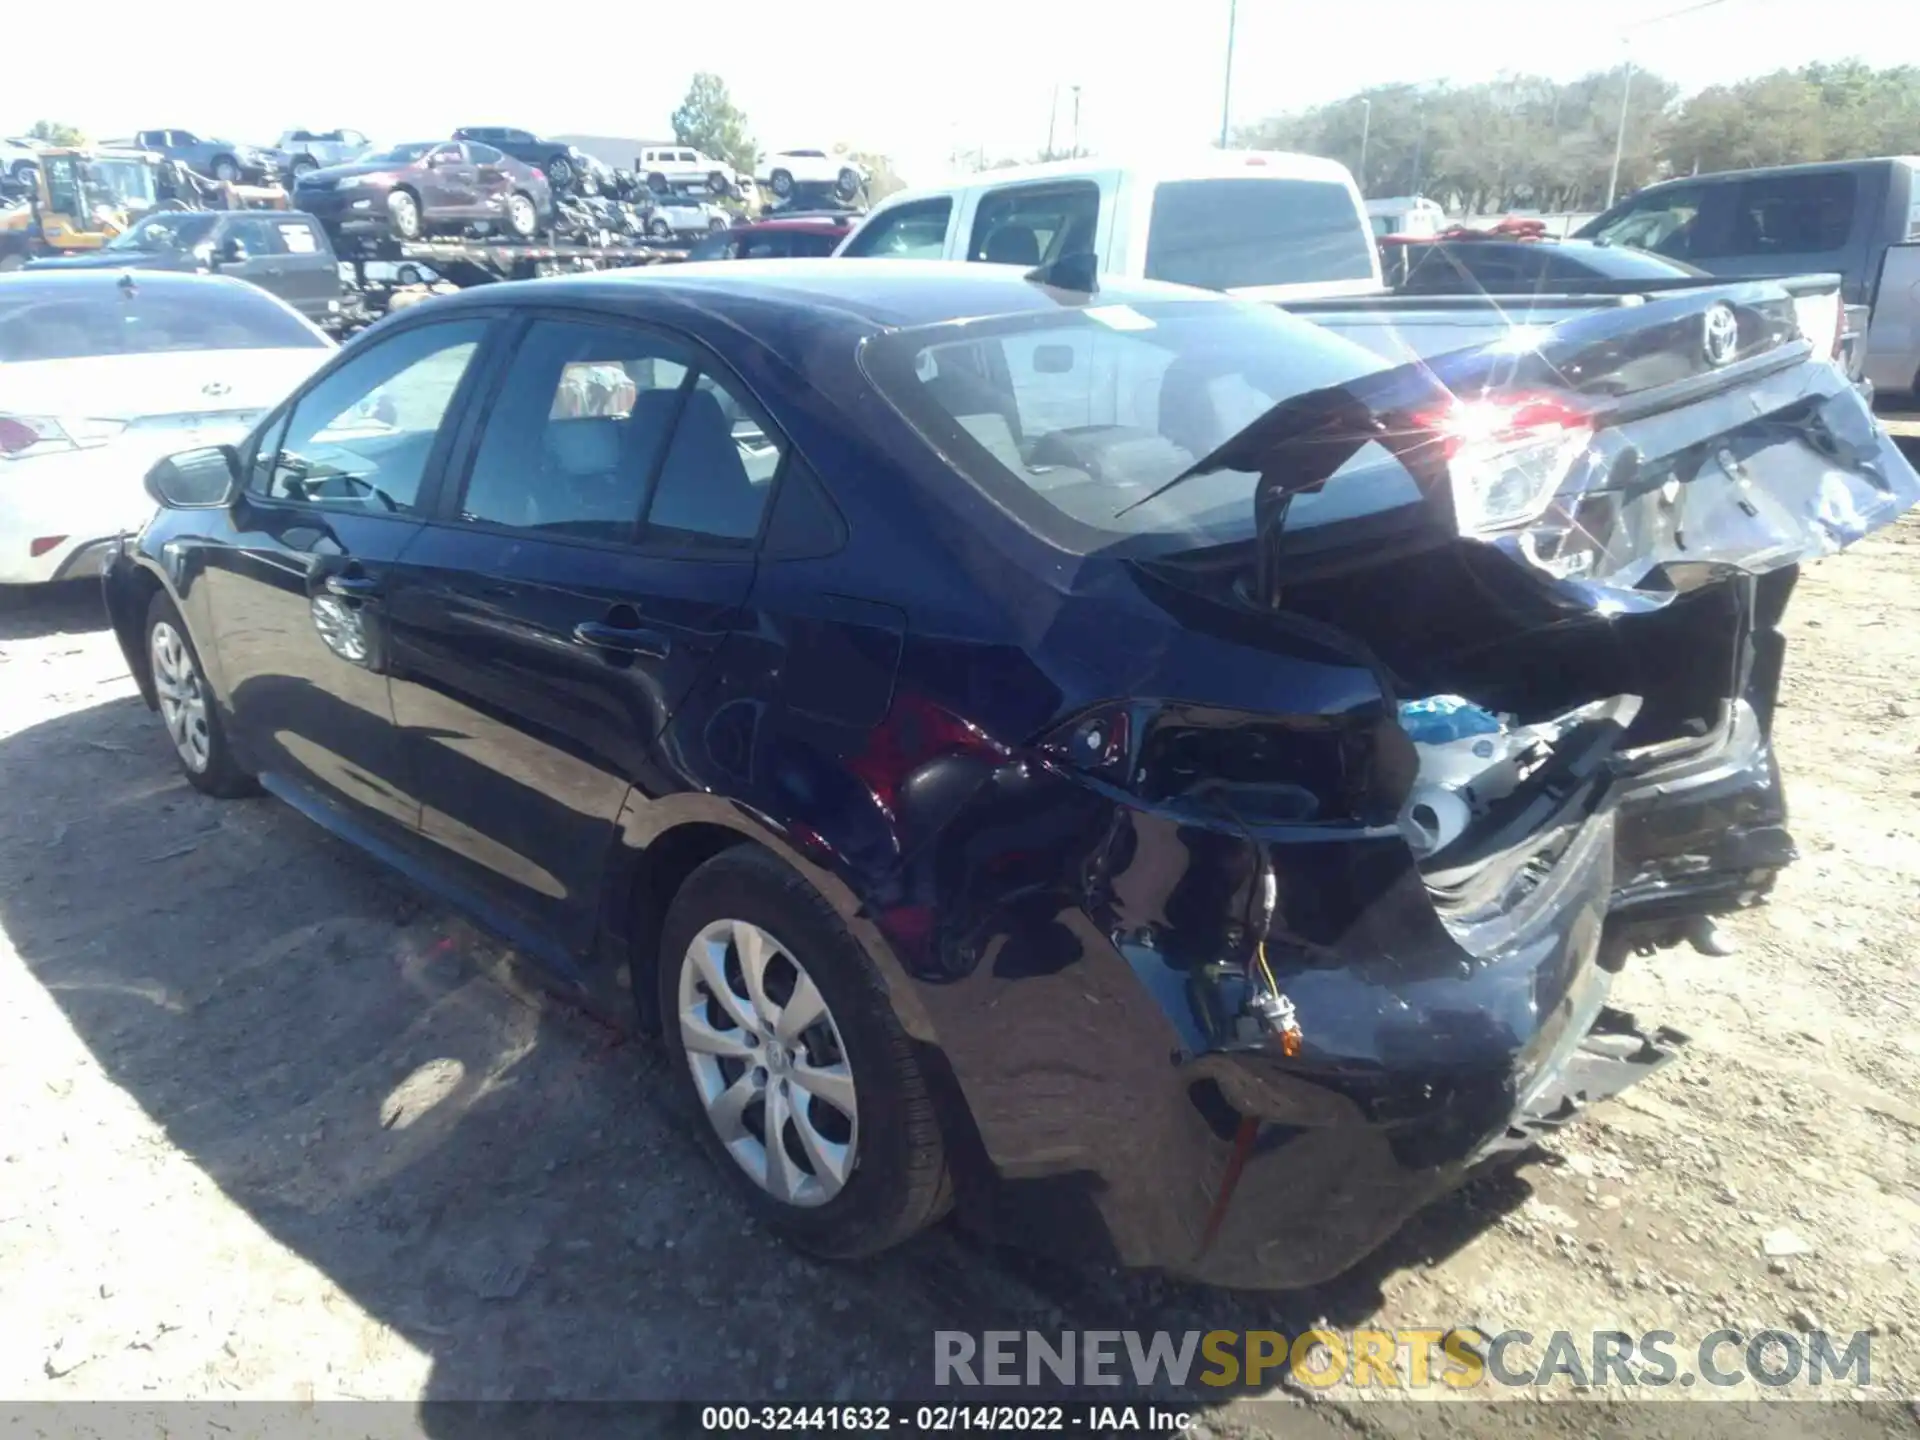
1411 393 1595 537
1790 291 1842 361
846 692 1010 819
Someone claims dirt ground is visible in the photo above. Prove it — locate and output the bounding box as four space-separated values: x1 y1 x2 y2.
3 513 1919 1438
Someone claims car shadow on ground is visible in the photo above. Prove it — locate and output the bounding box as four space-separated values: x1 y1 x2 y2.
0 581 112 643
0 692 1533 1419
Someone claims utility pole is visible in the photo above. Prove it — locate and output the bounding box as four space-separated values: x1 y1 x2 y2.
1606 54 1634 210
1047 85 1059 159
1219 0 1237 147
1357 98 1372 196
1071 85 1082 157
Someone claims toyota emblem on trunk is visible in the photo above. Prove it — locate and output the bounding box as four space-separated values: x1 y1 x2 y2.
202 381 231 397
1702 304 1739 367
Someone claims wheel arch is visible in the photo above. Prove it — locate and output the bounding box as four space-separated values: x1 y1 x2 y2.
604 796 996 1220
103 557 168 710
601 796 942 1053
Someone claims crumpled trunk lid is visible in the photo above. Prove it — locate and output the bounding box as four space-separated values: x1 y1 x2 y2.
1141 279 1918 925
1163 279 1917 613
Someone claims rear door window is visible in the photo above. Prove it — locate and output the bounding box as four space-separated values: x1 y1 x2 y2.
1144 178 1376 289
456 319 693 543
839 198 952 258
1713 171 1857 259
789 230 843 257
967 182 1101 267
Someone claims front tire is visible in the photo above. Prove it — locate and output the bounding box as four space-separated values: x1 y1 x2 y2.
769 168 794 198
146 592 254 798
211 156 240 183
658 846 950 1259
290 155 318 177
646 216 672 239
387 187 423 240
546 155 575 190
835 167 861 201
707 170 731 196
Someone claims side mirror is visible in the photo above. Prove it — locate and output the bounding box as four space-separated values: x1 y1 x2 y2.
145 445 240 509
218 236 247 264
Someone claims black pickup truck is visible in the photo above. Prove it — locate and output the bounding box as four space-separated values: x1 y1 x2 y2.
25 209 343 326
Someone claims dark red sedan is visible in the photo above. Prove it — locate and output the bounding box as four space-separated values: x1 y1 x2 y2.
293 140 552 242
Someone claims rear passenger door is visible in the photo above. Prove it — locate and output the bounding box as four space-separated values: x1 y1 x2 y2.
222 214 337 321
1696 170 1866 303
382 312 780 956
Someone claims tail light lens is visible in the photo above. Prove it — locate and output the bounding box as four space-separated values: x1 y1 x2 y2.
846 692 1010 819
1410 394 1594 537
29 535 69 557
1790 291 1842 360
0 414 127 461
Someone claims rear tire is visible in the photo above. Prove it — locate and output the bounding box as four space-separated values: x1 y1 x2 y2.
647 216 672 239
657 846 951 1259
145 591 254 799
504 191 539 238
290 155 318 177
707 170 730 196
546 154 575 190
769 168 794 198
211 156 240 183
835 167 861 201
647 171 669 195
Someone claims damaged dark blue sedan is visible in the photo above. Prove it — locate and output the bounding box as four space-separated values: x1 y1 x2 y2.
103 259 1918 1288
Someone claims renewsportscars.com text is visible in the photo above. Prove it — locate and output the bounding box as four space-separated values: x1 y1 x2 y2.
934 1328 1872 1391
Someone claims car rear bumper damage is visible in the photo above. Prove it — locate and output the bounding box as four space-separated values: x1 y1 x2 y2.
891 331 1916 1289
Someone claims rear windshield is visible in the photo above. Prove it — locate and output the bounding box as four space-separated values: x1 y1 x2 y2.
0 283 325 362
863 297 1403 548
1145 178 1376 290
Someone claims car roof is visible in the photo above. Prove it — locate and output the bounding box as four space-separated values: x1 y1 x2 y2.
892 148 1354 195
427 257 1228 346
1633 155 1920 193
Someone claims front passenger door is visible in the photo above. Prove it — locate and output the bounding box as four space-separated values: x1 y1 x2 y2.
208 317 494 839
423 143 480 217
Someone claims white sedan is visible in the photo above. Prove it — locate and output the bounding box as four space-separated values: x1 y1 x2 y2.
757 150 866 201
0 270 334 586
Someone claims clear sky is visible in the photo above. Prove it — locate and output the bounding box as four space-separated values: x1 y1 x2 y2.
7 0 1916 184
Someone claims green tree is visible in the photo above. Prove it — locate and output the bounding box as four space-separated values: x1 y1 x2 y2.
670 73 757 177
28 120 86 147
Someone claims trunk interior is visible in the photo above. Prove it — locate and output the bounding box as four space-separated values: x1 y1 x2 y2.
1276 544 1751 753
1136 540 1784 913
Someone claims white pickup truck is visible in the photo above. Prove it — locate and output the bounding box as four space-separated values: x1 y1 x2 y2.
835 151 1851 371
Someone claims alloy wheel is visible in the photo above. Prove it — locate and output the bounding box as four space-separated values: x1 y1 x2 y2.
150 621 211 773
388 191 420 239
677 918 859 1208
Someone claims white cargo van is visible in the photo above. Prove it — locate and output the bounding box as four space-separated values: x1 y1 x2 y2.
832 151 1385 301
